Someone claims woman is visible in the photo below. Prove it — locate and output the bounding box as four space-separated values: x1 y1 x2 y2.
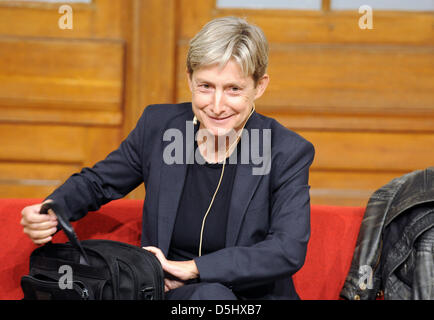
20 17 315 300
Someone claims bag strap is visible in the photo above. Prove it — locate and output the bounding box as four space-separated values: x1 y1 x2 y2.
40 201 90 266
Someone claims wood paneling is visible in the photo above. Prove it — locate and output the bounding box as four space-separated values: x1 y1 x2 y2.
178 0 215 41
0 124 85 163
119 0 177 199
0 0 179 199
301 130 434 171
198 9 434 45
265 44 434 114
0 108 122 126
122 0 177 135
0 37 125 125
0 162 80 198
0 124 120 164
303 130 434 205
266 113 434 133
310 170 405 191
0 123 120 197
177 43 434 116
0 0 126 39
309 170 412 206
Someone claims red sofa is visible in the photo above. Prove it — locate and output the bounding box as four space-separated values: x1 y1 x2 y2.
0 198 365 300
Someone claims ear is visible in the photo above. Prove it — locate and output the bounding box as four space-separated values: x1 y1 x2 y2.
253 74 270 100
186 68 193 93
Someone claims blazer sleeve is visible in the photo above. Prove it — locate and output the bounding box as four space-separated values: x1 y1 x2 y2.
45 108 149 222
193 139 315 290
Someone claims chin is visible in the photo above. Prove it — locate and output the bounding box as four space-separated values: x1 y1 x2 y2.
201 117 240 137
206 126 232 137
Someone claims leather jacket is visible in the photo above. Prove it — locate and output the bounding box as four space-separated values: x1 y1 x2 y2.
340 167 434 300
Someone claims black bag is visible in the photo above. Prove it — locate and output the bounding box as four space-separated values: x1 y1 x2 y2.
20 201 165 300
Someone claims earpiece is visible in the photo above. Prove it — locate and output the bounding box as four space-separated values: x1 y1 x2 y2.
193 115 197 125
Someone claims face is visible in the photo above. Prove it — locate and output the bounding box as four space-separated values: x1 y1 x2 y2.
188 58 269 137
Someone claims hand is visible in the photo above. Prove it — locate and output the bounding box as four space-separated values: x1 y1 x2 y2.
143 246 199 292
20 200 58 245
163 278 186 293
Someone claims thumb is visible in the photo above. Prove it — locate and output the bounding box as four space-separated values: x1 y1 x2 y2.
143 246 166 263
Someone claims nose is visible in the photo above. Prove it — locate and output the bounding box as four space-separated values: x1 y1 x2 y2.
211 89 225 116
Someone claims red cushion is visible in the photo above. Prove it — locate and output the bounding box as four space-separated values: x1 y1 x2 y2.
0 199 364 300
293 205 365 299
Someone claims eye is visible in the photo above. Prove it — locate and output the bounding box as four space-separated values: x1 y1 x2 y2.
199 83 210 89
228 86 241 94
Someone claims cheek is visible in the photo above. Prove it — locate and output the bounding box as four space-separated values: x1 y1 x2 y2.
192 92 212 109
228 90 253 104
227 95 252 114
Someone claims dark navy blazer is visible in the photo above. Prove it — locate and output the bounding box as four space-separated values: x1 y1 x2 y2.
47 102 315 299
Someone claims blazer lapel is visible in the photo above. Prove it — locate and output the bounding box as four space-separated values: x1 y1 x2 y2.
157 163 187 255
225 164 263 247
226 112 265 247
157 110 194 255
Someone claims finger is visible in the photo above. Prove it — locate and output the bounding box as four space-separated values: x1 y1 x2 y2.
143 247 165 260
22 219 58 231
164 279 170 292
165 279 176 291
22 207 54 224
33 236 53 245
41 199 57 221
24 226 57 240
46 209 58 221
21 213 57 231
164 278 185 292
142 246 159 253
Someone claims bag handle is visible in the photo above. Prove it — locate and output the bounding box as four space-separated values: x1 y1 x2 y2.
40 201 90 266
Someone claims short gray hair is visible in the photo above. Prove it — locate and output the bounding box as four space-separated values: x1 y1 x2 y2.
187 16 269 86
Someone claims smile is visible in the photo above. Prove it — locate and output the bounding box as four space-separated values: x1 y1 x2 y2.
207 114 233 123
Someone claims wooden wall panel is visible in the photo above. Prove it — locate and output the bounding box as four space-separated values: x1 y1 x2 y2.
0 108 122 126
0 124 85 163
123 0 176 132
264 45 434 114
176 43 434 115
304 130 434 206
0 124 120 164
0 0 126 39
0 38 125 125
0 163 80 198
0 123 121 197
119 0 177 199
309 170 407 206
266 113 434 133
302 131 434 171
0 0 177 200
213 10 434 45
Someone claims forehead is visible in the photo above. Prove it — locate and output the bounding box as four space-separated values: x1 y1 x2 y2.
192 59 253 86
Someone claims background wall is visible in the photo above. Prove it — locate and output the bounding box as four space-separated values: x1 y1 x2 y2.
0 0 433 206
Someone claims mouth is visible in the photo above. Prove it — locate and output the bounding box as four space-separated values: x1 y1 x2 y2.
207 114 234 123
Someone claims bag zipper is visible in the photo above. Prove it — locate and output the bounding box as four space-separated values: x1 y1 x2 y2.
73 281 90 300
81 288 89 300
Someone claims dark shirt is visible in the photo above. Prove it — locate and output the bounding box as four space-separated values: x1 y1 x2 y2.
168 137 238 261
